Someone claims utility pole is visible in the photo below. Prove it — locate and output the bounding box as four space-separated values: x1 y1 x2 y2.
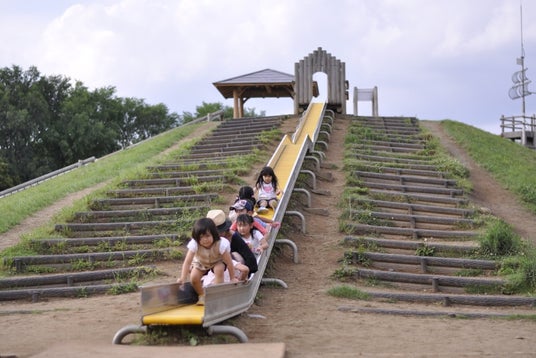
508 2 532 117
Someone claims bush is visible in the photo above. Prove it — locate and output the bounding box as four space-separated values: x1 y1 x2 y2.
478 219 522 257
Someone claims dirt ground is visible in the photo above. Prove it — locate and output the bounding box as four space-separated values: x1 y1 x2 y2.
2 118 536 357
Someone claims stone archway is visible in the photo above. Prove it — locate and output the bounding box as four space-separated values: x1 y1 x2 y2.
294 47 348 114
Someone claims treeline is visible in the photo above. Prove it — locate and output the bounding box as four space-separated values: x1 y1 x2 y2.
0 65 262 190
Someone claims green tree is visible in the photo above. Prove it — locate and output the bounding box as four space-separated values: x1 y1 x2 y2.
0 65 51 184
117 98 178 148
180 101 264 123
0 156 14 190
41 82 122 168
0 65 179 188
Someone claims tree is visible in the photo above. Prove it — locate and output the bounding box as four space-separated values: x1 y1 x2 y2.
0 65 52 184
0 155 14 190
117 98 178 148
41 83 121 168
180 101 264 123
0 65 180 188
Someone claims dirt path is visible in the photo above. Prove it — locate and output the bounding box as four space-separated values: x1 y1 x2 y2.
421 120 536 244
2 118 536 357
0 183 109 251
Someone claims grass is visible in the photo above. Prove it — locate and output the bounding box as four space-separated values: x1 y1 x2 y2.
441 119 536 214
327 285 372 300
0 122 208 234
477 218 524 257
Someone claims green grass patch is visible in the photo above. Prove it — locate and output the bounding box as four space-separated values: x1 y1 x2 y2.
441 119 536 214
327 285 372 300
477 218 523 257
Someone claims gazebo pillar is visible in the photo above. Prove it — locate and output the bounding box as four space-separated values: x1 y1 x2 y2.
233 90 240 118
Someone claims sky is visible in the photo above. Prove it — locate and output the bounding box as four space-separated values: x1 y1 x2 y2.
1 0 535 134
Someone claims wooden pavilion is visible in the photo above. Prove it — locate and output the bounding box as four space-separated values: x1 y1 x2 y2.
213 48 348 118
213 68 299 118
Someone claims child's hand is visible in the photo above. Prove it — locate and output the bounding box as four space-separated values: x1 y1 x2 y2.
177 278 186 288
271 221 281 229
231 277 239 283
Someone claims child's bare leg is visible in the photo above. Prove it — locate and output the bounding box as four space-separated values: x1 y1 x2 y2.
190 268 205 296
238 264 249 281
269 199 278 209
258 199 267 208
212 262 225 284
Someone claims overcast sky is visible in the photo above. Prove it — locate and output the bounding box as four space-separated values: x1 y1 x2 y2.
1 0 534 134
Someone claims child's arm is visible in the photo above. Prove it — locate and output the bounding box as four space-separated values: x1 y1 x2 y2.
236 263 250 281
259 237 269 251
177 250 195 284
253 220 267 235
222 251 238 282
254 214 281 229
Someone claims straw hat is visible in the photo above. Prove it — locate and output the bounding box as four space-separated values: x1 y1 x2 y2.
206 209 232 232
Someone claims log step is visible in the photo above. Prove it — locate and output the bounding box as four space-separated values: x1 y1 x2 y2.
345 223 478 239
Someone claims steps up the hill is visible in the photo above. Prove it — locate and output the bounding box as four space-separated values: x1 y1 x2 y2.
0 115 288 301
339 116 525 309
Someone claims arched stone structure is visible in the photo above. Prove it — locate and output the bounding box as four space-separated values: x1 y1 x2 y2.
294 47 348 114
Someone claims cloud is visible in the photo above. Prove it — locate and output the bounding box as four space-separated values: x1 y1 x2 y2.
0 0 534 133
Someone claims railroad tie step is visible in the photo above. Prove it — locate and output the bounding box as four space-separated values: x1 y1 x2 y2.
354 268 504 291
345 223 477 239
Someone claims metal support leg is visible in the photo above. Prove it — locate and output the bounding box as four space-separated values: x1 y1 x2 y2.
315 140 329 151
311 150 326 161
300 169 317 190
275 238 299 263
112 324 147 344
305 156 320 171
286 211 306 233
207 325 248 343
321 122 332 133
293 188 311 207
261 277 289 288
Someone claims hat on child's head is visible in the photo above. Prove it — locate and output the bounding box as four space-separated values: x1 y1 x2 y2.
230 199 253 212
206 209 232 233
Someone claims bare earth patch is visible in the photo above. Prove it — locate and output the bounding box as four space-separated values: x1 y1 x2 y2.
2 118 536 357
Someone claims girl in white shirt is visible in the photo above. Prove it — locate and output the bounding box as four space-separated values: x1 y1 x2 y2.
254 166 283 213
177 217 237 305
235 214 268 256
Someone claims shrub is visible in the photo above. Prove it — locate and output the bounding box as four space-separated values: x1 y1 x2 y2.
478 219 522 257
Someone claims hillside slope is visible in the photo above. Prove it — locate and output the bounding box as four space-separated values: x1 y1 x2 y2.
2 116 536 357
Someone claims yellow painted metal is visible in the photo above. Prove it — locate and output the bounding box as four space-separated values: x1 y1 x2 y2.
142 305 205 325
267 102 324 218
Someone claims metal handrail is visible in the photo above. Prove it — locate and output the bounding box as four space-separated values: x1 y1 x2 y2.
500 114 536 134
0 157 96 199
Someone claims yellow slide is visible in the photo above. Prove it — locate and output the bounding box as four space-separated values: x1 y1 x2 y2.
139 102 326 327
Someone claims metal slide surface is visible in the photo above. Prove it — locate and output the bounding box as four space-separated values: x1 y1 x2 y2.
124 102 327 338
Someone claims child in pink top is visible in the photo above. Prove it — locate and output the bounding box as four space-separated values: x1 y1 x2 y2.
254 166 282 214
229 199 267 235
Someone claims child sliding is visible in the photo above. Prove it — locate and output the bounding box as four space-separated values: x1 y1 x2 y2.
254 166 283 214
177 217 238 305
